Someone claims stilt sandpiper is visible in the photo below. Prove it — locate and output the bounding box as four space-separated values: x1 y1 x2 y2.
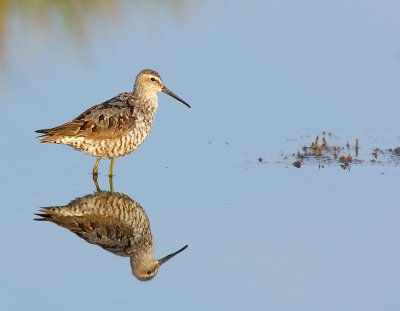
36 69 190 176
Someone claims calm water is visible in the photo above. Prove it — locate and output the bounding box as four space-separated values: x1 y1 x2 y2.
1 1 400 310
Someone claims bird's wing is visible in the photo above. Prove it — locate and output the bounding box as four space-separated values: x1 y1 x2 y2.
37 93 137 140
42 213 142 257
69 214 142 256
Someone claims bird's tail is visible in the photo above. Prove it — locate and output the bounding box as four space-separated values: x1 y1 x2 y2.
35 128 58 143
34 206 64 221
34 212 52 221
35 129 47 135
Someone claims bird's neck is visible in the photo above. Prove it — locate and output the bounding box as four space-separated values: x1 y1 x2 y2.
131 90 159 118
129 246 155 269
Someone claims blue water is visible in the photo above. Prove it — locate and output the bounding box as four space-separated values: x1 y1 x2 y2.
1 1 400 310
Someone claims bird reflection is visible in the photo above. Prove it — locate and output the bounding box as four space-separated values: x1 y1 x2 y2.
35 189 187 281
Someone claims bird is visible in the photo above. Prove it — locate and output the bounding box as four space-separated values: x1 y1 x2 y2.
35 190 188 281
35 69 191 176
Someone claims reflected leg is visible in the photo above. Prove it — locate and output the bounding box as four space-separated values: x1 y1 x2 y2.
108 175 114 192
109 158 115 177
93 158 100 175
92 173 101 192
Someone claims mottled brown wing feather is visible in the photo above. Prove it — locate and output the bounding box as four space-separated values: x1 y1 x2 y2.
43 213 140 257
66 214 139 256
37 93 136 141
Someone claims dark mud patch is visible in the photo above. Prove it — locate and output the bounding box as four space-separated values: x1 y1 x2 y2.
260 133 400 170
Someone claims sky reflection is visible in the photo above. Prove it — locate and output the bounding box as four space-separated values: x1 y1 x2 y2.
1 0 400 310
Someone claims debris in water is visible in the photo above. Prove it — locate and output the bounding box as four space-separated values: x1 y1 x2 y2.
284 134 365 169
339 154 352 163
292 160 302 168
262 133 400 170
355 138 359 158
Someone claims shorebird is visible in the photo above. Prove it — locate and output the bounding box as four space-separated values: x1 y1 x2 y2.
35 191 188 281
36 69 191 176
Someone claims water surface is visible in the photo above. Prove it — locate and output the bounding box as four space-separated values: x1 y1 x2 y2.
1 1 400 310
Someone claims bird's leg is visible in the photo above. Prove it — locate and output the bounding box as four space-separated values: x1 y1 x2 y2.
93 158 100 175
108 175 114 192
109 158 115 177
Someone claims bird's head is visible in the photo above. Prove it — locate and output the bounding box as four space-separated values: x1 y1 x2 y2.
131 245 188 281
134 69 191 108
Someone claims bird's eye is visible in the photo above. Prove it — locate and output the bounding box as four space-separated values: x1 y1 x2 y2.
151 78 156 81
146 270 152 275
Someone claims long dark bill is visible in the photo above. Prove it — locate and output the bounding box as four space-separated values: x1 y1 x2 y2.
158 245 188 265
162 86 191 108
